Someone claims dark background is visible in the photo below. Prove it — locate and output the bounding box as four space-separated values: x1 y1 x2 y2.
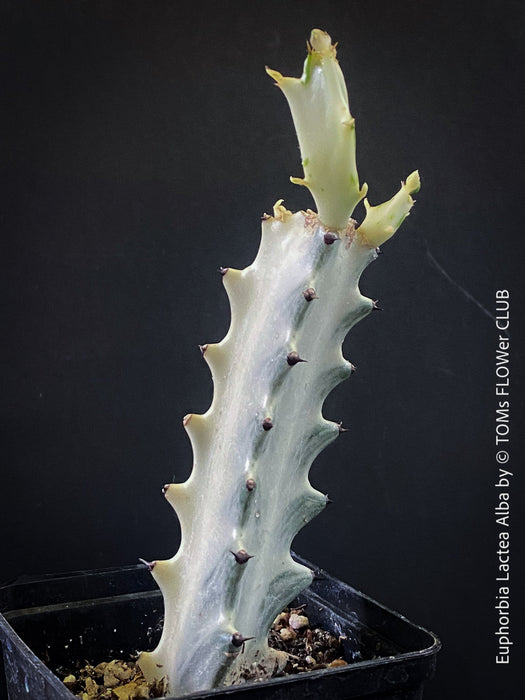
1 1 524 698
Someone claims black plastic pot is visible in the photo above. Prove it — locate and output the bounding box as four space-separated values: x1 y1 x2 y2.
0 554 440 699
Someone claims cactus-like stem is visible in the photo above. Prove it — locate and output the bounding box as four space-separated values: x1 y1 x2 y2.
358 170 421 247
266 30 367 230
138 30 419 697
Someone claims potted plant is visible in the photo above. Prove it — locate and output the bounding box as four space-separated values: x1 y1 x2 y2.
0 29 439 699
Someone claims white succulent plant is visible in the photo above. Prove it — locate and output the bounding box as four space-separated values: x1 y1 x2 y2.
138 29 420 696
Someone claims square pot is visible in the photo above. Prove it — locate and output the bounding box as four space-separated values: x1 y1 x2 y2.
0 554 440 699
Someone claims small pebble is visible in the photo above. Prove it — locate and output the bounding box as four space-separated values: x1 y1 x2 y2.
84 676 99 698
63 674 76 689
104 660 133 687
272 611 289 629
279 627 296 641
94 662 107 677
289 613 309 630
112 681 149 699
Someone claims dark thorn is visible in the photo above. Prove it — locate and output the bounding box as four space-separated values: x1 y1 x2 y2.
323 232 340 245
219 267 229 276
245 478 256 491
287 351 307 367
338 422 349 434
372 300 383 311
375 247 383 255
303 287 318 302
325 495 334 505
138 558 156 572
230 549 254 565
199 344 208 355
262 417 273 431
162 484 170 495
232 633 255 648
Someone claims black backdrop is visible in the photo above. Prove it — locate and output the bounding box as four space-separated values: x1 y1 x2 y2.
1 1 523 698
